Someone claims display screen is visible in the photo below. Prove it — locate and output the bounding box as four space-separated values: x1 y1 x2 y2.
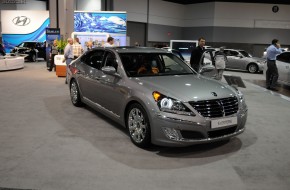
74 12 127 34
170 41 198 62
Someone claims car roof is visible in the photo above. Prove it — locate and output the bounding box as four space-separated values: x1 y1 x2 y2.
93 46 170 54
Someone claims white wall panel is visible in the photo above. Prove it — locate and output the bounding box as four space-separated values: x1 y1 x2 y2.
76 0 101 11
113 0 147 23
183 2 215 27
148 0 184 26
214 2 290 29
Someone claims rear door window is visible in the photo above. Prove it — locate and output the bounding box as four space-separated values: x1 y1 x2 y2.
81 50 104 69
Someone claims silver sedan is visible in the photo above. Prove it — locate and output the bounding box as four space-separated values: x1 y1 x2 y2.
224 49 265 73
67 47 248 148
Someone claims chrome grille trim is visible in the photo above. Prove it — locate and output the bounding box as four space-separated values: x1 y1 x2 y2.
189 97 239 118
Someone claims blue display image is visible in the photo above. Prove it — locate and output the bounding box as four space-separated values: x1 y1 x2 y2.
74 12 127 34
2 18 50 53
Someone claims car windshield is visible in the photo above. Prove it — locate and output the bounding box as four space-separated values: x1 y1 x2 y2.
239 50 252 58
120 53 194 77
18 42 35 48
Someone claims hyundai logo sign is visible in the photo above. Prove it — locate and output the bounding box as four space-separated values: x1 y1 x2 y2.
12 16 31 26
211 92 217 97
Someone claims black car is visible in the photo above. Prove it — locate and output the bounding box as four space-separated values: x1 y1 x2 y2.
10 41 46 62
0 43 5 56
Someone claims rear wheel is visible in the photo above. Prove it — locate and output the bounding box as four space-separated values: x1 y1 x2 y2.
70 80 83 107
127 103 151 148
248 63 258 73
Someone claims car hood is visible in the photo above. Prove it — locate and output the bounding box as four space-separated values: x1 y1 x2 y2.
12 47 31 52
131 75 237 102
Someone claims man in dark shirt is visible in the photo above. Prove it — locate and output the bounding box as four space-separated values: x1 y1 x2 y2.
190 37 206 72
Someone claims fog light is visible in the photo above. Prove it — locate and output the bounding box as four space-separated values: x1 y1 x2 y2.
162 127 180 141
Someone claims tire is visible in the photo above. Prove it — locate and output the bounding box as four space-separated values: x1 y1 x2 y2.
70 80 83 107
126 103 151 148
248 63 258 73
31 53 36 62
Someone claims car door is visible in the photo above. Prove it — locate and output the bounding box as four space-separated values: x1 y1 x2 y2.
229 50 245 69
94 50 125 118
276 52 290 84
77 50 105 102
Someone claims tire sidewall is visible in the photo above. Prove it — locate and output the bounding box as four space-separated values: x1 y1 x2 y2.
126 103 151 148
248 63 258 73
70 80 83 107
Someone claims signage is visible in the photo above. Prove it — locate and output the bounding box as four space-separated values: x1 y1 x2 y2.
46 28 60 68
272 6 279 13
12 16 31 26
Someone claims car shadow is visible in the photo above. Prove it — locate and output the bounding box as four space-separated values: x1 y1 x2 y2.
44 95 257 169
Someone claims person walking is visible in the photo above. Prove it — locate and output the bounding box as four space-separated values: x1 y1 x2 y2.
190 37 206 72
48 40 59 71
214 47 228 81
266 39 282 91
63 38 74 84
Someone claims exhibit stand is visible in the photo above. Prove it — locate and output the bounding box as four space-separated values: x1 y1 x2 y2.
0 56 24 71
54 55 66 77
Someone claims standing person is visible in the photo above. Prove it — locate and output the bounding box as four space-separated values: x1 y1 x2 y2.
72 37 83 59
103 37 114 47
49 40 59 72
266 39 282 91
190 37 206 72
214 47 228 81
63 38 74 84
86 41 93 51
0 43 5 56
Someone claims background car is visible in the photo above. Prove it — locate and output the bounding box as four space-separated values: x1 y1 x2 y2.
67 47 247 148
0 43 5 56
10 41 46 62
224 49 265 73
262 48 288 59
264 51 290 86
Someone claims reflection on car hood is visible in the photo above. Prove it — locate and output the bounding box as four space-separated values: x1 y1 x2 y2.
131 75 236 102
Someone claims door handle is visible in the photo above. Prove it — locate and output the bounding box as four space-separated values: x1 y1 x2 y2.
286 66 289 69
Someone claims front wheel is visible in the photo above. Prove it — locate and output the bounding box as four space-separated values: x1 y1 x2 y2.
248 63 258 73
127 103 151 148
70 80 83 107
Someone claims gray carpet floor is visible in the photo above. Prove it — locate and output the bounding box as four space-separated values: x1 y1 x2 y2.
0 62 289 190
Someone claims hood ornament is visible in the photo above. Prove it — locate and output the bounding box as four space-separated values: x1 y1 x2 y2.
211 92 217 97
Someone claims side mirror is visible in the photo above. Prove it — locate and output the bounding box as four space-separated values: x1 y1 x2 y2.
198 64 215 74
101 66 121 77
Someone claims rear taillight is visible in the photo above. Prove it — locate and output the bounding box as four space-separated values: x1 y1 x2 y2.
69 65 79 74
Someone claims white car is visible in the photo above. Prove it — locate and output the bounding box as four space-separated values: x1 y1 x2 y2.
264 51 290 86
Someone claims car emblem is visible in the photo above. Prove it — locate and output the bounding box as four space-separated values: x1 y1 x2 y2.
12 16 31 26
211 92 217 97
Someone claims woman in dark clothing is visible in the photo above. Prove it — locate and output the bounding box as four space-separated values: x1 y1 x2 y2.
49 40 59 71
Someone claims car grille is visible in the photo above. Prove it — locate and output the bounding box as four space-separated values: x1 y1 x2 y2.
189 97 238 118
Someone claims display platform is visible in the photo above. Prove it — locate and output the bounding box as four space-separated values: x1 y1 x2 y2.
0 56 24 71
54 55 66 77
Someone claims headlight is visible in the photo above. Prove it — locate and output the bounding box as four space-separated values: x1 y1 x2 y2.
152 91 194 116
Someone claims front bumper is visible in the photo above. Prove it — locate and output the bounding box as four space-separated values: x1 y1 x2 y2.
150 108 248 147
